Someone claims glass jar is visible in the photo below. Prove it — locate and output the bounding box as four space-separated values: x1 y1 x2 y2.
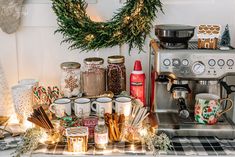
66 127 89 152
60 62 81 98
81 57 106 96
107 55 126 95
94 119 108 149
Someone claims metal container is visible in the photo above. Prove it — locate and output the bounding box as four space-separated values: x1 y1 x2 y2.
155 24 195 49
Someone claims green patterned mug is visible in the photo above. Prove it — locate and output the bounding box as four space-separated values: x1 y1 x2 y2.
194 93 233 125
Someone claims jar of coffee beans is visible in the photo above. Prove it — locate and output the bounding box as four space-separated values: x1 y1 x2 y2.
107 55 126 95
81 57 106 96
60 62 81 98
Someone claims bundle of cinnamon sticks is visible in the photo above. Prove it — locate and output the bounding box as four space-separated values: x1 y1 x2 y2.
28 106 54 130
104 113 125 142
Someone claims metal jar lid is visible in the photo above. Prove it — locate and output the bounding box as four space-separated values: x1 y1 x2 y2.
84 57 104 65
60 62 81 70
107 55 125 64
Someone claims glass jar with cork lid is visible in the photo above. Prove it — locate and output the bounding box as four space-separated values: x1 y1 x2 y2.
81 57 106 96
60 62 81 98
107 55 126 95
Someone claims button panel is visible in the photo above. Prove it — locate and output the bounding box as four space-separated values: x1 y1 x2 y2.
158 51 235 79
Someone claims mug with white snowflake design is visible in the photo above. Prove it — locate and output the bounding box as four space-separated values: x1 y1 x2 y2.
194 93 233 125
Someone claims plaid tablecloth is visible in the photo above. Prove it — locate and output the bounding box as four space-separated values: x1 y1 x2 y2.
159 137 235 156
1 136 235 156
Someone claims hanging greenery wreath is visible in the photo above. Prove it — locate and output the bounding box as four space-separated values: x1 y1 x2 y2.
51 0 163 52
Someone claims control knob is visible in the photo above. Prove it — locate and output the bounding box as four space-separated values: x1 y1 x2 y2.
182 59 189 66
217 59 225 66
227 59 234 66
208 59 216 66
163 59 171 66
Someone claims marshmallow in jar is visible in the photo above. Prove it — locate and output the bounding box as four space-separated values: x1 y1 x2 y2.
60 62 81 98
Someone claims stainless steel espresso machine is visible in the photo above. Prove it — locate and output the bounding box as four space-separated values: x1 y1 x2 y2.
149 24 235 139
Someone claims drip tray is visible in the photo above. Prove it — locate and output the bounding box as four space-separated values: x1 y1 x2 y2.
156 112 235 139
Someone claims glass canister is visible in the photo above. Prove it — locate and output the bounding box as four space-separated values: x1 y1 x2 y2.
60 62 81 98
107 55 126 95
66 127 88 152
81 57 106 96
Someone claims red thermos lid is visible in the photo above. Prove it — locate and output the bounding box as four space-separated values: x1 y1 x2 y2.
133 60 142 71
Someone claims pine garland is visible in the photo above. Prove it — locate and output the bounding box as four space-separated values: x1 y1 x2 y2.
51 0 163 52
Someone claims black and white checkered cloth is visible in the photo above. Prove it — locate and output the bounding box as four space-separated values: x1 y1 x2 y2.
1 135 235 156
159 137 235 156
33 137 235 156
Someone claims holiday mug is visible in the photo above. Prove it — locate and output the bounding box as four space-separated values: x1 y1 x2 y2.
114 97 132 117
73 98 91 118
49 98 71 118
194 93 233 125
91 97 112 117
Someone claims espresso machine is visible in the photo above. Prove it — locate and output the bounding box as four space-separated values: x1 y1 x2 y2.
149 24 235 139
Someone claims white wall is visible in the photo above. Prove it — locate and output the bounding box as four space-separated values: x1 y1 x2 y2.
0 0 235 90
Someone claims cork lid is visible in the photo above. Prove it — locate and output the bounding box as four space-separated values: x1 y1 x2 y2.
107 55 125 64
84 57 104 65
60 62 81 70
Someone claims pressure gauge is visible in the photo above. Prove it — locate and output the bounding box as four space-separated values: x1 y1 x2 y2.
192 61 206 75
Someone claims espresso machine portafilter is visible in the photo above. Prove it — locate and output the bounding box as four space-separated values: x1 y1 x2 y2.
149 40 235 139
170 80 191 119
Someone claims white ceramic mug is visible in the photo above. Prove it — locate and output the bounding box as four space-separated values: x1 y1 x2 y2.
91 97 112 117
114 97 132 117
73 98 91 118
49 98 71 118
11 84 33 121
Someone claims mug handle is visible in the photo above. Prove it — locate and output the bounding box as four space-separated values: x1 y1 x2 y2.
91 101 97 112
217 98 234 117
112 100 116 110
72 103 74 111
49 103 56 114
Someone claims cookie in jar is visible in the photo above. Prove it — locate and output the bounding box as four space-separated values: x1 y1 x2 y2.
60 62 81 98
